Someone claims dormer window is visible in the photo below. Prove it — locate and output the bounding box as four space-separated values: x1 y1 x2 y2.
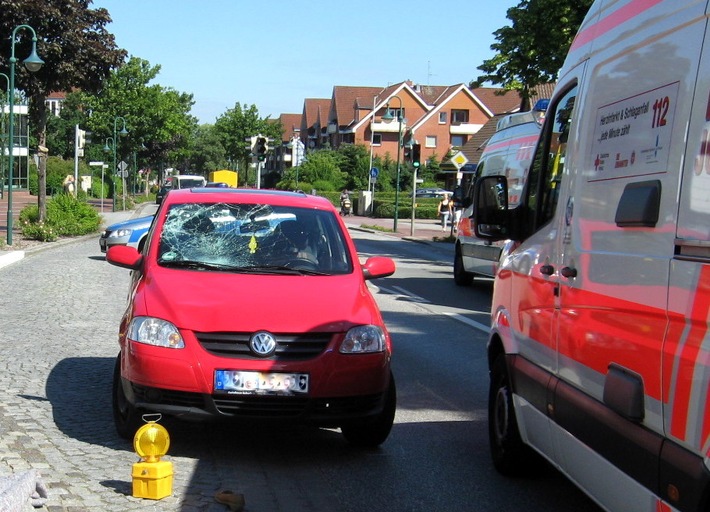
451 109 469 124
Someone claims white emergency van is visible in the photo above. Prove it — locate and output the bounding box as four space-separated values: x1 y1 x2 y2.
473 2 710 511
453 110 542 285
168 174 207 189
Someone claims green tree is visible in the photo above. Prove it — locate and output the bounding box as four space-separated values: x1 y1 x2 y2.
214 103 281 180
81 57 196 180
337 144 371 191
472 0 592 110
0 0 126 221
280 149 345 192
187 124 226 175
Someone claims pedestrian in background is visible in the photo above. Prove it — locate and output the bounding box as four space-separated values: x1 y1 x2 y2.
437 193 453 231
63 175 75 195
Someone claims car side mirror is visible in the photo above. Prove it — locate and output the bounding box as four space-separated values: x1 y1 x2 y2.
106 245 143 270
362 256 395 280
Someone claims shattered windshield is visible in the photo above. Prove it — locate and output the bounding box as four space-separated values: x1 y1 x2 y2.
157 202 353 275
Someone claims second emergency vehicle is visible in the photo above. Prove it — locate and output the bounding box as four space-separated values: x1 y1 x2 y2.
473 1 710 511
454 109 542 285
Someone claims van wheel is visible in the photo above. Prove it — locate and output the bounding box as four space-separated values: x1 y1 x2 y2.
341 373 396 448
489 354 536 475
454 247 474 286
112 353 144 440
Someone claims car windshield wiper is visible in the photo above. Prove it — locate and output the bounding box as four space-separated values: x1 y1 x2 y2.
158 259 240 271
241 265 330 276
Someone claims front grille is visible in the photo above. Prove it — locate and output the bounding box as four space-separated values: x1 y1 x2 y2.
213 393 384 419
129 382 385 423
214 395 310 417
131 383 205 408
195 331 333 360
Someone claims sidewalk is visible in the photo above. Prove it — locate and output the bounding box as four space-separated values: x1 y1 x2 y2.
0 205 143 269
343 213 456 242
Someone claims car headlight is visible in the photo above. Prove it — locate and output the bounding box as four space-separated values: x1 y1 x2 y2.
340 325 385 354
127 316 184 349
109 228 133 238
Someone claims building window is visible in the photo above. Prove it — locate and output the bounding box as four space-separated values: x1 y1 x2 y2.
425 135 437 148
439 112 447 124
451 135 465 148
383 107 405 121
372 133 382 145
451 109 469 124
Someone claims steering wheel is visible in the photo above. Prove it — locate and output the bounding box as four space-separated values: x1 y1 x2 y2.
284 257 319 270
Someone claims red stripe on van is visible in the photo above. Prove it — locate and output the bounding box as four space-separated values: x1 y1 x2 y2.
570 0 665 52
483 134 539 154
669 265 710 441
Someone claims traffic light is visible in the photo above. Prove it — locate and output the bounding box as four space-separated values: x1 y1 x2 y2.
255 136 268 161
77 128 91 149
412 143 421 167
403 145 412 161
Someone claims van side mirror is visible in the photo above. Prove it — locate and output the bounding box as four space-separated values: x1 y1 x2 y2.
454 184 473 209
473 176 510 239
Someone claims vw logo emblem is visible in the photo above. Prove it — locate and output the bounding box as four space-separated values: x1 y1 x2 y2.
250 331 277 357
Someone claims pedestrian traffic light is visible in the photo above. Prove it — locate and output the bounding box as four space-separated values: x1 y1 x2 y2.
255 136 267 161
412 143 421 167
404 145 412 161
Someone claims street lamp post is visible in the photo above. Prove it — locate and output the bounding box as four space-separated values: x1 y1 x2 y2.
6 25 44 246
104 117 128 212
0 72 9 201
382 96 404 233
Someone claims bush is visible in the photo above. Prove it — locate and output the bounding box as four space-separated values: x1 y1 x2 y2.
19 194 101 240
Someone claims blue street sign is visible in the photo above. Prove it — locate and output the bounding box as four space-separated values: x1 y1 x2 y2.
370 167 379 178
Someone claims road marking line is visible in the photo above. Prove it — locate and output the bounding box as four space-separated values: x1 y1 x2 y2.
375 285 491 333
391 285 430 303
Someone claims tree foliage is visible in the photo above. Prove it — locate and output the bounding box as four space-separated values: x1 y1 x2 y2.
472 0 592 110
0 0 126 220
186 124 227 175
80 56 196 171
214 103 281 177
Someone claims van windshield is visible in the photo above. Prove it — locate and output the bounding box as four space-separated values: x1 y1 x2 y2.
176 178 206 189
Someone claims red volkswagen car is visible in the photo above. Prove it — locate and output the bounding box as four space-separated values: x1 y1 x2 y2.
106 188 396 447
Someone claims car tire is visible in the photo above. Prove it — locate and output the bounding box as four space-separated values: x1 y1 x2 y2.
454 246 474 286
112 353 144 440
341 372 396 448
489 354 538 475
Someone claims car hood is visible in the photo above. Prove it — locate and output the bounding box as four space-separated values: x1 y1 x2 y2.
106 215 153 232
136 269 380 333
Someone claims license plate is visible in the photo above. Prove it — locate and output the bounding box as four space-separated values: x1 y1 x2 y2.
214 370 309 395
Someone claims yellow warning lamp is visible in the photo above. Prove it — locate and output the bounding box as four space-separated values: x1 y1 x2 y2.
131 415 173 500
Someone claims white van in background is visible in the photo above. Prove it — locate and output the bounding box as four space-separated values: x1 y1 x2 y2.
453 109 542 285
167 174 207 189
474 1 710 511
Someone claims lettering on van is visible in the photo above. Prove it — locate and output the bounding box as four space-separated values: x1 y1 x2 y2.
590 81 679 181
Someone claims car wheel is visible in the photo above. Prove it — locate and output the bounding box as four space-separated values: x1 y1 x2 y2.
489 354 537 475
454 246 474 286
341 372 396 448
112 353 144 440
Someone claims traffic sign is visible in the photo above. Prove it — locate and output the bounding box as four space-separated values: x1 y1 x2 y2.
451 151 469 170
370 167 379 178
